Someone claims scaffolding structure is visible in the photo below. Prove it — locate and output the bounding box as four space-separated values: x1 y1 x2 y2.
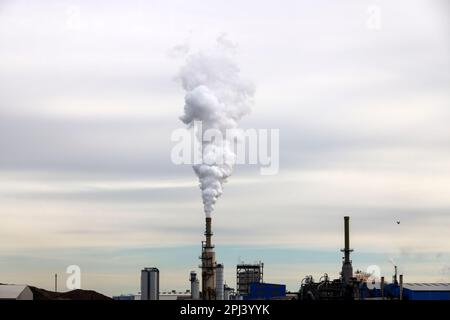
236 262 264 295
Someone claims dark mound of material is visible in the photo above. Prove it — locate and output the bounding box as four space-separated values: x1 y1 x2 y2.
30 286 111 300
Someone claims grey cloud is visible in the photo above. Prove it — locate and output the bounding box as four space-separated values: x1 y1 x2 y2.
0 114 187 177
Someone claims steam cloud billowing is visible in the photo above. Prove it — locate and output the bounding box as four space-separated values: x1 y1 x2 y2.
178 38 254 217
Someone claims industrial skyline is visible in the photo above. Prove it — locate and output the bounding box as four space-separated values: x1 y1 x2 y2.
0 0 449 297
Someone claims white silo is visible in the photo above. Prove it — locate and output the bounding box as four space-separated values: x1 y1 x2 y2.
190 271 200 300
141 267 159 300
215 264 224 300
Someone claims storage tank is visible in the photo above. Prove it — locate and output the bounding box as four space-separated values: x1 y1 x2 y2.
216 264 224 300
141 267 159 300
190 271 200 300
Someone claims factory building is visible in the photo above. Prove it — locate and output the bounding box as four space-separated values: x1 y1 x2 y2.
196 212 283 301
297 216 450 301
401 283 450 300
245 283 286 300
236 262 264 295
299 216 360 300
159 291 191 300
235 262 286 300
378 281 450 301
0 284 33 300
131 215 450 301
112 294 136 300
141 267 159 300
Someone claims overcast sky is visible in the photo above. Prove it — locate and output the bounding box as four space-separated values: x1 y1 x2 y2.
0 0 449 296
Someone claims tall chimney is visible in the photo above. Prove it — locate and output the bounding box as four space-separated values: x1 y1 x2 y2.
341 216 353 285
205 217 212 247
344 216 350 263
201 217 216 300
393 265 398 285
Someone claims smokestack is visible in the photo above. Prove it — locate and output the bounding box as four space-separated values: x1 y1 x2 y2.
344 216 350 263
393 265 398 285
381 276 385 300
341 216 353 285
205 217 212 247
201 217 216 300
399 274 403 300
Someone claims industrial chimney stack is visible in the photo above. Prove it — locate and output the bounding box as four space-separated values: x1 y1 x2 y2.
201 217 216 300
341 216 353 285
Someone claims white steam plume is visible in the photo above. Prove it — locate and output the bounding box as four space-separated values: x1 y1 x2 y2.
178 37 254 217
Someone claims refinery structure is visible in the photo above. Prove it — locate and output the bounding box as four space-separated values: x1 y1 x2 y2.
200 217 217 300
129 215 450 301
4 212 447 301
118 33 445 302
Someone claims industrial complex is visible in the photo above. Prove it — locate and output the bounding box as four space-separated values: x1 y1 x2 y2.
2 214 449 301
130 216 450 301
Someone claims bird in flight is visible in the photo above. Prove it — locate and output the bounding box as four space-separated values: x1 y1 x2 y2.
396 221 400 225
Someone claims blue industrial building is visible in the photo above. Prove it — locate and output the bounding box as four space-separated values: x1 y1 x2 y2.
112 294 136 300
401 283 450 300
362 283 450 300
244 283 286 300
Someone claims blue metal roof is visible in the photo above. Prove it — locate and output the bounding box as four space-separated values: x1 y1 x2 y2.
403 283 450 291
